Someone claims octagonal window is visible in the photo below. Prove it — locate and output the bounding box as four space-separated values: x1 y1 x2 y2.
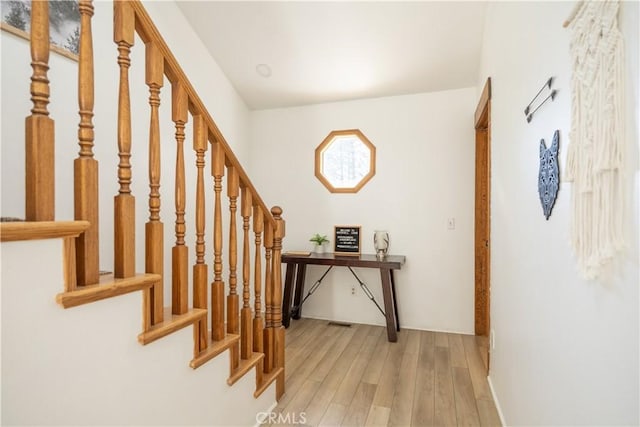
315 129 376 193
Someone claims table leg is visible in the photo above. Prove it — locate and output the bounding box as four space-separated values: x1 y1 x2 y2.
380 268 398 342
292 264 307 319
390 270 400 331
282 263 296 328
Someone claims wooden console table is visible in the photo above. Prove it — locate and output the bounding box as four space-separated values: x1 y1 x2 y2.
281 252 406 342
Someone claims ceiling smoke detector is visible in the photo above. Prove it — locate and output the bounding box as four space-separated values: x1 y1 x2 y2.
255 64 272 78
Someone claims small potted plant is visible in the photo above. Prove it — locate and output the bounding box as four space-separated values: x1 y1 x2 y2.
309 233 330 254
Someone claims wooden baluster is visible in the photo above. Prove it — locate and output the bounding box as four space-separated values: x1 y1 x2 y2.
240 187 253 360
227 167 240 369
227 167 240 335
263 221 274 373
113 0 135 279
74 0 99 286
144 41 164 326
171 82 188 315
193 115 208 353
211 141 225 341
271 206 286 399
25 0 54 221
252 207 264 355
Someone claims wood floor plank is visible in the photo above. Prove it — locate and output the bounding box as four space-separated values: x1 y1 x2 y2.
364 405 391 427
303 325 371 427
452 367 481 426
285 321 330 379
477 398 502 427
285 317 315 348
411 330 435 427
449 333 467 368
332 327 382 406
388 329 421 426
462 334 492 400
309 325 356 383
342 382 377 426
361 326 391 385
280 319 501 427
435 331 449 348
434 346 456 426
318 403 347 427
278 324 343 409
371 330 408 408
282 378 322 416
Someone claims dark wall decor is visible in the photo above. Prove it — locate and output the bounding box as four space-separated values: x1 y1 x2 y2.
538 130 560 220
524 77 557 123
334 225 361 255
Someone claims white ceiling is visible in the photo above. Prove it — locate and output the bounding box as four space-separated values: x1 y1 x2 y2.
177 1 487 110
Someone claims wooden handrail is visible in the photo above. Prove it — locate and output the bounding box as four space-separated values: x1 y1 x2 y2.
127 1 276 229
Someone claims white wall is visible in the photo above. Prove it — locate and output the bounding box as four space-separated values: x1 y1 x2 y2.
478 2 639 425
249 88 477 334
1 1 276 425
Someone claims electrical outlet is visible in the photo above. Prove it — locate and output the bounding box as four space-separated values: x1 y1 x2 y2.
490 329 496 350
447 217 456 230
351 286 355 295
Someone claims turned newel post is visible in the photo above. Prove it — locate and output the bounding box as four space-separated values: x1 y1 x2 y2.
113 0 135 279
271 206 286 399
271 206 285 329
26 0 54 221
144 41 164 326
263 220 274 373
75 0 99 286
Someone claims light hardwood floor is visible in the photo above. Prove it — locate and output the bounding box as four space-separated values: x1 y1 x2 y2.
269 318 501 427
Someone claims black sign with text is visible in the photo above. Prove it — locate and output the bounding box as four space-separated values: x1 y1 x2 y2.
334 226 361 255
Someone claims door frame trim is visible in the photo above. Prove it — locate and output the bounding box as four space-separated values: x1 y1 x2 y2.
474 78 491 338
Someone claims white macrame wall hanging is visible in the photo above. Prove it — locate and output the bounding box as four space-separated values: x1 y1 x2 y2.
564 0 626 279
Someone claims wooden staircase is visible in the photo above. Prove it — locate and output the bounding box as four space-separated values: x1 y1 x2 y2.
0 0 285 402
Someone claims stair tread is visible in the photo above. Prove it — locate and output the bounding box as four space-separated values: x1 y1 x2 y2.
56 273 161 308
190 333 241 369
1 220 90 242
138 307 208 345
227 352 265 386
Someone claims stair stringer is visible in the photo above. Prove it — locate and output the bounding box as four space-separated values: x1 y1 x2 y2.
1 238 277 426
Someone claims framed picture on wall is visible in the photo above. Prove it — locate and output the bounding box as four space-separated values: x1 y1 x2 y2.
1 0 80 61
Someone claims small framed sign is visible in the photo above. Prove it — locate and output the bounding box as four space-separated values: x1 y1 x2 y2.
334 225 361 255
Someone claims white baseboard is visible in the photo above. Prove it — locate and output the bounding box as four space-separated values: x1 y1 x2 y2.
487 375 507 427
298 315 474 335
